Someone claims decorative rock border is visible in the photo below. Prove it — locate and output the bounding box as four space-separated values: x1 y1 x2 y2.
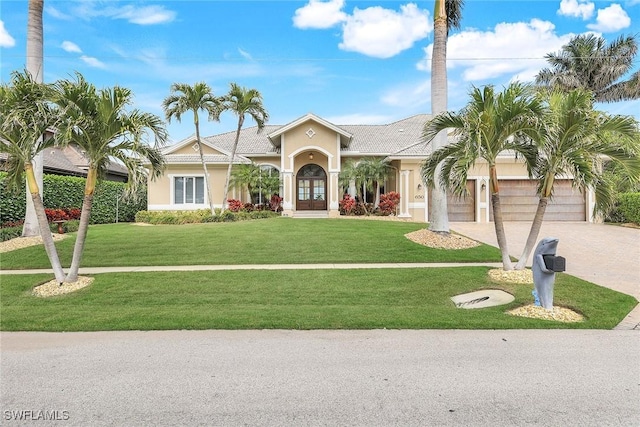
32 277 94 298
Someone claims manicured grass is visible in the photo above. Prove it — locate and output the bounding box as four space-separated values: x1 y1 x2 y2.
1 268 635 331
0 218 501 269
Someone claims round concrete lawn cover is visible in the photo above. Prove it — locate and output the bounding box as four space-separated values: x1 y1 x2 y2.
451 290 515 309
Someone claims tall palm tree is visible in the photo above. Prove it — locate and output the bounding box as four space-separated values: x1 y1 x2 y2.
429 0 465 234
0 70 65 283
163 82 222 215
23 0 45 237
536 34 640 103
221 83 269 209
421 82 544 270
52 73 167 282
514 89 640 269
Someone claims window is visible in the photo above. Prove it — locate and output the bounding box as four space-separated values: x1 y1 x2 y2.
174 176 205 204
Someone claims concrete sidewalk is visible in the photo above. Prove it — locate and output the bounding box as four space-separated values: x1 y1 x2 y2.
450 221 640 330
0 262 503 276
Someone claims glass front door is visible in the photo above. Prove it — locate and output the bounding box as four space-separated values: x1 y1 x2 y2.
296 164 327 210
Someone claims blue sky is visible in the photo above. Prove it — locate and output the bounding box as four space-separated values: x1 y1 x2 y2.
1 0 639 144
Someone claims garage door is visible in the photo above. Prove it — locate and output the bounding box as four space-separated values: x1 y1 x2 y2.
429 180 475 222
489 179 585 221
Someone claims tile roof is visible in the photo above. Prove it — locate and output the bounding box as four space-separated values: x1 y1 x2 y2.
164 154 251 164
1 145 130 178
165 114 434 158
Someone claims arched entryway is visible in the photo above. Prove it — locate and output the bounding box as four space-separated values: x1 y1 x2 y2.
296 164 327 210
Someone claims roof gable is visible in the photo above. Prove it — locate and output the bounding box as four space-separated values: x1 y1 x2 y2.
267 113 352 148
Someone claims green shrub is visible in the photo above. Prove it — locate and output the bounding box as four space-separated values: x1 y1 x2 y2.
0 172 146 224
617 193 640 224
1 226 22 242
134 209 280 224
63 220 80 233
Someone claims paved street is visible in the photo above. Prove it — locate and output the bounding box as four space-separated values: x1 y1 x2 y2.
1 330 639 426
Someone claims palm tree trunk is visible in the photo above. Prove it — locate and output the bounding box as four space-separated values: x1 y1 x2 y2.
429 0 450 234
23 0 44 237
489 167 513 270
194 117 215 215
65 168 97 282
25 163 66 283
222 117 244 209
515 197 548 270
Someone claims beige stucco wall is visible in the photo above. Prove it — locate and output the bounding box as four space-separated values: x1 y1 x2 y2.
147 164 231 210
281 120 340 172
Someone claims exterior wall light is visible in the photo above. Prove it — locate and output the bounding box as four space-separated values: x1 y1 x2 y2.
309 152 314 160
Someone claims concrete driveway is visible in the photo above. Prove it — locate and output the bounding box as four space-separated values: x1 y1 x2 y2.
451 221 640 328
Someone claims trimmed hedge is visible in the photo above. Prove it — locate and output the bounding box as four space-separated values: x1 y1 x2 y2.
0 172 146 225
617 193 640 224
135 209 280 224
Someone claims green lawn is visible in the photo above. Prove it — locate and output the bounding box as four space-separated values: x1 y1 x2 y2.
1 268 635 331
1 218 636 331
0 218 501 269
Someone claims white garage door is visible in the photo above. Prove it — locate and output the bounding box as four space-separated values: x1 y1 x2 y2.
490 179 586 221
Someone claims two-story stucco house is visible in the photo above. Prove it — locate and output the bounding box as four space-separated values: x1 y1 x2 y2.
146 113 593 222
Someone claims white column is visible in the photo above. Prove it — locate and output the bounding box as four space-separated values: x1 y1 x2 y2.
398 170 411 218
282 172 293 212
330 172 339 211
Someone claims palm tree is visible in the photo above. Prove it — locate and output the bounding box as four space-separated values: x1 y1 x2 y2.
230 163 261 202
0 70 65 283
221 83 269 209
429 0 465 234
421 82 544 270
536 34 640 103
52 73 167 282
359 157 392 207
339 159 367 204
514 89 640 269
22 0 45 237
163 82 222 215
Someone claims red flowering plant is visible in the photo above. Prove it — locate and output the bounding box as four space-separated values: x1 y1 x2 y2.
339 194 356 215
44 208 82 222
45 208 70 222
227 199 244 212
378 192 400 216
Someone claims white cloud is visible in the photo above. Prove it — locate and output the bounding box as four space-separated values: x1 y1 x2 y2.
61 41 82 53
114 5 176 25
587 4 631 32
293 0 347 29
0 21 15 48
557 0 594 20
68 3 175 25
45 5 72 20
418 19 576 82
381 81 430 108
339 3 431 58
238 48 253 61
81 55 106 69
